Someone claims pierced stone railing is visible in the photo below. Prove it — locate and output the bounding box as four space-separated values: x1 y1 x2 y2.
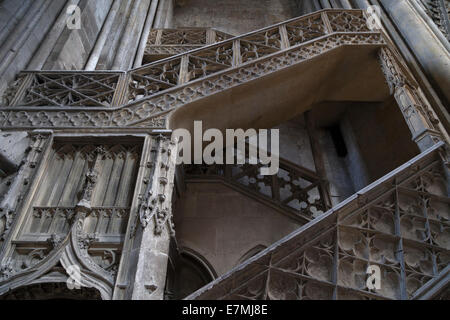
0 9 385 129
2 71 126 108
144 28 233 62
186 142 450 300
185 158 330 223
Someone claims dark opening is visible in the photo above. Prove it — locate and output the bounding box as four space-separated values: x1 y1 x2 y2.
329 125 348 158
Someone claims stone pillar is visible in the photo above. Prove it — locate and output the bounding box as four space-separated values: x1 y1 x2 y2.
84 0 121 71
0 0 52 76
133 0 159 68
378 48 447 152
352 0 370 9
320 0 332 9
27 0 81 70
153 0 174 28
113 133 178 300
111 0 142 70
378 0 450 107
339 0 353 9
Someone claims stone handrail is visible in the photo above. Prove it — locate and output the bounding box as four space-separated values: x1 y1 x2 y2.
0 9 384 129
185 156 330 223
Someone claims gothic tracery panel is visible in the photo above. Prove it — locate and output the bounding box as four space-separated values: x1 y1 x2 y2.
2 141 142 282
187 145 450 300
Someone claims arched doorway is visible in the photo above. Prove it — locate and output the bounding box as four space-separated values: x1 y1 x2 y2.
169 251 215 300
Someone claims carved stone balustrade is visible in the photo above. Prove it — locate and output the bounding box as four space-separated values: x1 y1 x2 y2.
419 0 450 39
144 28 233 63
185 157 330 223
186 142 450 300
0 9 386 131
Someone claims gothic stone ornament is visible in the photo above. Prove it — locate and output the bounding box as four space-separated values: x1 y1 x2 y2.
0 132 51 247
378 47 445 151
139 135 177 236
186 143 450 300
0 10 384 130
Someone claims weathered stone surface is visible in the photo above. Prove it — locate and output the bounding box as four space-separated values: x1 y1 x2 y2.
0 2 448 300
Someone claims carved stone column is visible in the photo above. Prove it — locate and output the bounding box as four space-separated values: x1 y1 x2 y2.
378 0 450 107
113 133 177 300
0 131 51 250
378 47 448 152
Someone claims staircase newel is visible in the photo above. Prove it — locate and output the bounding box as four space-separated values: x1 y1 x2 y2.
7 73 34 107
178 55 190 85
111 73 131 107
321 11 334 34
279 25 290 50
206 29 216 44
232 40 242 67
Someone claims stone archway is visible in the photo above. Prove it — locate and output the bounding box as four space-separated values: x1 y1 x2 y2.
170 251 215 300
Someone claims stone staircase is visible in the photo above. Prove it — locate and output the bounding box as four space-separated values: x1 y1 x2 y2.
184 155 331 224
186 142 450 300
0 9 386 131
0 8 447 300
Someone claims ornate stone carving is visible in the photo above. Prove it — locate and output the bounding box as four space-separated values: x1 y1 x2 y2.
0 260 13 282
0 10 384 130
139 135 177 236
144 28 233 60
421 0 450 39
0 132 51 246
186 143 450 300
17 72 122 107
185 156 330 222
378 47 444 151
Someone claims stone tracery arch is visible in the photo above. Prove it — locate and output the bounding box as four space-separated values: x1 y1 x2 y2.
0 218 115 300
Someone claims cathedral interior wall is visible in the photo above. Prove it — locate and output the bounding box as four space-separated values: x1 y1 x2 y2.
172 0 302 35
173 182 301 276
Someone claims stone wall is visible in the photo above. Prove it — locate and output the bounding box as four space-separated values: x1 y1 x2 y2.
173 182 301 276
172 0 303 35
43 0 113 70
0 0 174 96
275 115 316 172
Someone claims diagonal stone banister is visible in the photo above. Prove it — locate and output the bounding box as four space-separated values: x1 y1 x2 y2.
184 156 331 224
0 9 386 130
185 142 450 300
